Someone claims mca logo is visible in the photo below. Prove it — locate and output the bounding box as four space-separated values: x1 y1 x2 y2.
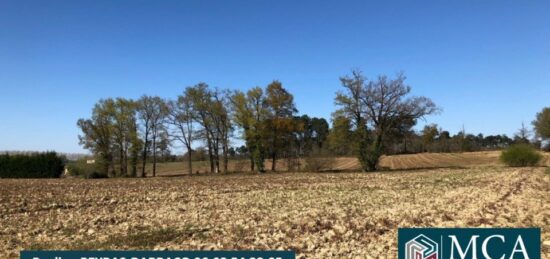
399 228 541 259
405 234 439 259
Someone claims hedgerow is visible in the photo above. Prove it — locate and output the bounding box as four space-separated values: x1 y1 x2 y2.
0 152 65 178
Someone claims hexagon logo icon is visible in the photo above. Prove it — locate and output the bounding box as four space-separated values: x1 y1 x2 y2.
405 234 439 259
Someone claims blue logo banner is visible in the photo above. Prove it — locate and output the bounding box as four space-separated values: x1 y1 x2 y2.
398 228 541 259
20 250 296 259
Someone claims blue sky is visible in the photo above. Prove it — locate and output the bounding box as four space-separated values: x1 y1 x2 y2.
1 1 549 153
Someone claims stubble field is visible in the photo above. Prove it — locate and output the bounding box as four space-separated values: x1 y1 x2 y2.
152 151 548 176
1 165 549 258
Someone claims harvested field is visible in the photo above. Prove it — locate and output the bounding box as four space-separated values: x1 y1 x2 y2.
1 167 548 258
154 151 550 176
379 151 503 169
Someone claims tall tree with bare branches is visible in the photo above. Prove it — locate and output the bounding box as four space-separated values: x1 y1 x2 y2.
187 83 217 173
210 89 232 173
167 92 195 174
335 70 439 171
136 96 167 177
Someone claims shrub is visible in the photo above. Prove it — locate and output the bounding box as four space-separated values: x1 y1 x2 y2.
0 152 65 178
500 144 542 167
66 161 107 179
285 156 301 171
304 155 336 172
232 159 249 173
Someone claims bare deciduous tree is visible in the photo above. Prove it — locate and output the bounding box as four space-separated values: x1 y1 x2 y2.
137 96 167 177
335 70 439 171
167 93 195 174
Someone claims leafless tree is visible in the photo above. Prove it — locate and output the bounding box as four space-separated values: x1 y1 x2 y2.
166 94 195 175
335 70 439 171
137 95 168 177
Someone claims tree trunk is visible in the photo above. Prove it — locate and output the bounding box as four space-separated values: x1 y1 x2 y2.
102 153 112 176
107 154 115 177
247 139 254 172
222 138 228 173
214 143 220 173
365 135 383 171
187 145 193 175
252 144 264 173
131 154 137 177
141 130 149 177
205 132 214 173
357 124 375 172
271 152 276 171
119 146 124 177
403 137 408 154
124 143 129 177
141 145 147 177
130 143 137 177
152 133 157 177
211 135 220 173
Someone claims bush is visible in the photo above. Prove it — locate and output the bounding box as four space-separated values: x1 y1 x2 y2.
304 155 336 172
66 161 107 179
286 157 301 171
0 152 65 178
500 144 542 167
232 159 249 173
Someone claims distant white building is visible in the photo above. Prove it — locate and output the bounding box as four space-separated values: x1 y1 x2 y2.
86 159 96 164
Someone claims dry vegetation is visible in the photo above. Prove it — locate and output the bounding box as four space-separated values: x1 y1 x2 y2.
1 164 549 258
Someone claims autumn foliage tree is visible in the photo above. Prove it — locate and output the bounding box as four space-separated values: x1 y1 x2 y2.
327 115 356 156
231 87 270 172
422 124 439 152
230 81 297 172
265 81 298 171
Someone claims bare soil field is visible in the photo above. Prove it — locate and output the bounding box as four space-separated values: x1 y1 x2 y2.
1 167 548 258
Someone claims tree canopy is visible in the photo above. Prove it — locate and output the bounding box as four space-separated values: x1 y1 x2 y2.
335 70 439 171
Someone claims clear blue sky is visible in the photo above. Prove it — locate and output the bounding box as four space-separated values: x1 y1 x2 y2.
1 1 549 153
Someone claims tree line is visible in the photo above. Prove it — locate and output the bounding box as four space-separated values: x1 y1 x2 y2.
78 70 550 176
78 80 319 176
0 152 65 178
